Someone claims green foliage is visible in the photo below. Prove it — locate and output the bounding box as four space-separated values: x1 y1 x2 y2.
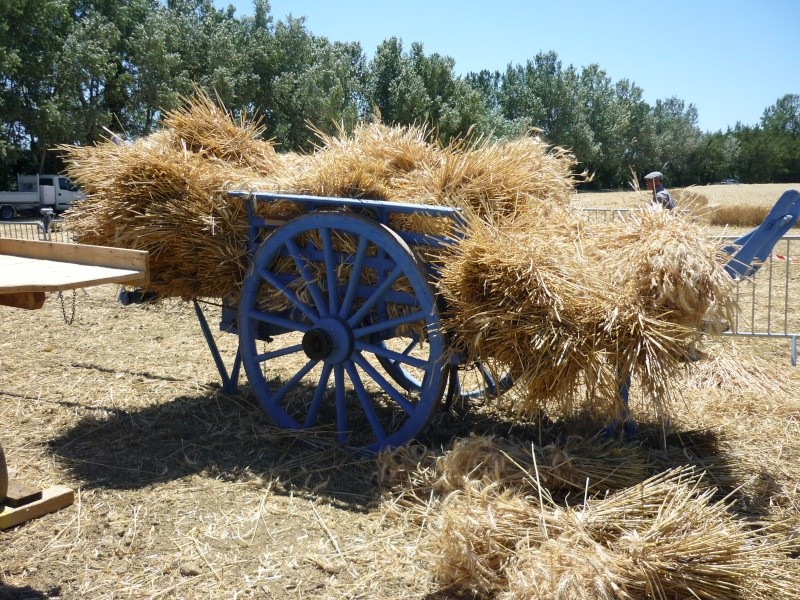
0 2 795 189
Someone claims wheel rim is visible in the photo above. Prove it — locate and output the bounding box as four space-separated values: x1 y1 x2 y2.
446 361 514 403
239 212 447 451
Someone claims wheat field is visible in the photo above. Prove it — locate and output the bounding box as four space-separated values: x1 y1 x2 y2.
573 182 799 210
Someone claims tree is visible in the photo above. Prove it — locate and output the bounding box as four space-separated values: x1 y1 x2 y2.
650 97 702 185
760 94 800 181
240 14 366 151
366 37 429 125
0 0 72 178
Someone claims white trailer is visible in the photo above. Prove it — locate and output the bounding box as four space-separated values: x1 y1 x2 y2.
0 174 84 220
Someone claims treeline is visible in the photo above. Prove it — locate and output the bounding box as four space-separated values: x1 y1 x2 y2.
2 0 799 190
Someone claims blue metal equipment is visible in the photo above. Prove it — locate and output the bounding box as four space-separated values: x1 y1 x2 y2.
723 189 800 279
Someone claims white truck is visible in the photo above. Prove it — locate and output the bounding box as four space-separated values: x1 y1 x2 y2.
0 174 84 220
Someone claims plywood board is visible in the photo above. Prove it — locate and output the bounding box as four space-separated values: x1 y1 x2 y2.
0 239 148 293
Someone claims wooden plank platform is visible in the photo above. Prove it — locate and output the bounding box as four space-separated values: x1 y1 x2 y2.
0 238 148 294
0 484 74 530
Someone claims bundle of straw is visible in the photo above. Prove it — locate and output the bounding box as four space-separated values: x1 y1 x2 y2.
380 434 650 503
398 136 585 220
60 93 290 298
422 467 798 599
61 93 583 303
62 139 262 298
293 121 439 201
435 204 735 421
160 88 280 176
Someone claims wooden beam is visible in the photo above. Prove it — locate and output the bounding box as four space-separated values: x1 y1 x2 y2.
0 238 148 273
0 239 149 293
0 291 46 310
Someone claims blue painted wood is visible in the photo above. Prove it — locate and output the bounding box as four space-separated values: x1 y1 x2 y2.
193 300 241 394
228 190 464 219
238 211 447 451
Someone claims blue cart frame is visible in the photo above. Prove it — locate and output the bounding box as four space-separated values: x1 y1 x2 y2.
185 189 800 450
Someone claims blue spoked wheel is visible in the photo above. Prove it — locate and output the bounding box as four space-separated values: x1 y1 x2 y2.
238 212 448 452
378 340 513 404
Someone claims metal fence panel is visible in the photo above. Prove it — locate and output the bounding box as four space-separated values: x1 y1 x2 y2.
0 220 74 243
722 235 800 340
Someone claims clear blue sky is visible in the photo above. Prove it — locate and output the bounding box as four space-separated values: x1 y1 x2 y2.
218 0 799 133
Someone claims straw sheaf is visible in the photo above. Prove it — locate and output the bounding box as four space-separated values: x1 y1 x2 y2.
290 121 439 200
435 214 640 418
62 138 266 298
380 435 650 503
436 204 735 420
60 94 582 306
588 208 737 329
161 89 281 176
422 466 798 599
398 136 584 220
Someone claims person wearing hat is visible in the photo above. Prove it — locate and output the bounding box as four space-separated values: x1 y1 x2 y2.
644 171 675 210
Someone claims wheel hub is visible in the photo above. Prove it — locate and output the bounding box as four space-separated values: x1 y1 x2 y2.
301 317 354 364
302 328 334 360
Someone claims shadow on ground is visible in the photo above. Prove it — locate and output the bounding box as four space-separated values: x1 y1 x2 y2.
45 383 766 516
0 582 50 600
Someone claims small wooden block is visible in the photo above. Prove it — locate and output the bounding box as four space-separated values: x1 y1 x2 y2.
0 485 74 529
0 291 46 310
5 479 43 508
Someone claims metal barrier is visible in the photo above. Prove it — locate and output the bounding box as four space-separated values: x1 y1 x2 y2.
0 220 74 243
581 208 632 223
581 208 694 223
721 234 800 365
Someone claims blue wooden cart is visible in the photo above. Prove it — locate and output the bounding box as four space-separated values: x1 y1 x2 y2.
183 191 512 452
148 188 800 451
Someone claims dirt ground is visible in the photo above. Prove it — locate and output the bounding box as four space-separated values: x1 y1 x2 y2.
1 289 428 598
3 187 800 598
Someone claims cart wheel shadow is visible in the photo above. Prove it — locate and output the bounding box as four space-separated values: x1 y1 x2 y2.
46 383 772 518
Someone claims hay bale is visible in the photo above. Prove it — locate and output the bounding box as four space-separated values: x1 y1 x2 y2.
290 121 439 201
60 93 301 299
380 434 650 502
398 136 585 220
588 208 736 330
436 205 736 421
61 135 271 298
161 88 281 176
